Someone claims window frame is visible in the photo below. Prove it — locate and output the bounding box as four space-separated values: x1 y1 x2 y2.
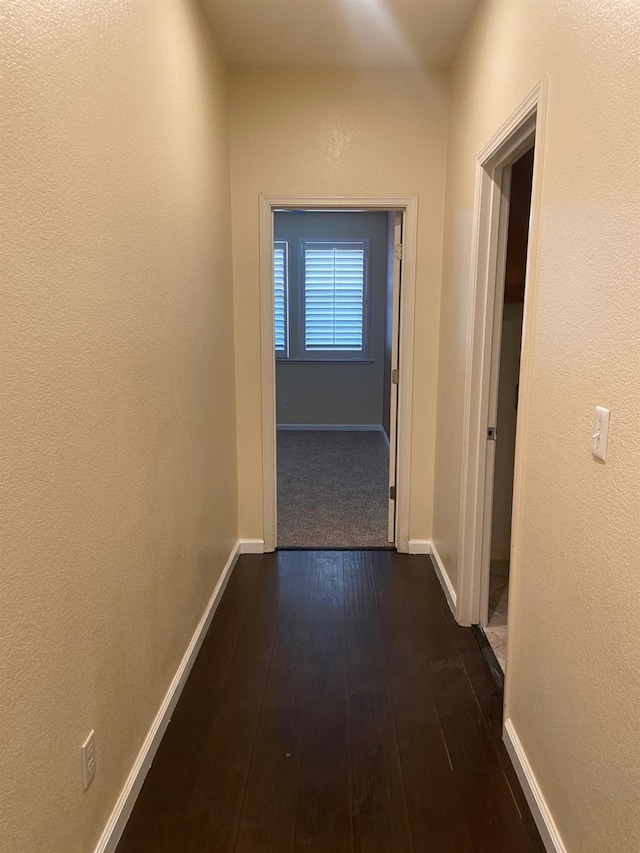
276 237 371 362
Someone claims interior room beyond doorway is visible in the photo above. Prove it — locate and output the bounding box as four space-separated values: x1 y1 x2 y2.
275 210 395 548
484 146 534 671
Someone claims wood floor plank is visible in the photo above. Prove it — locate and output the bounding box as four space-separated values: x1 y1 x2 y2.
370 552 474 852
430 576 506 740
294 552 352 853
345 552 413 853
180 553 285 853
117 556 271 853
233 551 316 852
426 564 544 850
397 554 544 850
348 691 413 853
454 768 536 853
398 556 501 772
396 556 461 666
187 558 262 689
343 551 387 694
397 735 475 853
233 742 301 853
496 744 549 852
115 686 225 852
369 551 441 739
427 658 502 772
413 556 545 850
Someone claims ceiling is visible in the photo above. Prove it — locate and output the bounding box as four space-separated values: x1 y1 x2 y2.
201 0 480 69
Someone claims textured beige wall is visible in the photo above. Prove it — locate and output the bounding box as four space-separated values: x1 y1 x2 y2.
229 68 449 541
433 1 640 849
0 2 237 851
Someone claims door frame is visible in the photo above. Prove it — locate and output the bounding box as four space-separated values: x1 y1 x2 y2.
386 211 403 543
456 79 548 626
258 194 418 553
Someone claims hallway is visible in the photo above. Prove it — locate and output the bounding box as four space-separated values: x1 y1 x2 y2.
116 551 543 852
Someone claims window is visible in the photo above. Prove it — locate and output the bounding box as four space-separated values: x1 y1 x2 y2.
275 239 370 361
273 242 288 354
303 244 365 352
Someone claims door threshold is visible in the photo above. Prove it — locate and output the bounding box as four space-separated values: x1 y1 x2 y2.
471 625 505 691
276 545 396 552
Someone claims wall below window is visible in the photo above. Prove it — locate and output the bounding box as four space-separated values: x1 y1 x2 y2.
275 211 388 426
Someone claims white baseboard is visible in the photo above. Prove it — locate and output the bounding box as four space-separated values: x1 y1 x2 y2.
427 540 457 615
276 423 384 432
503 719 567 853
238 538 265 554
407 540 457 615
93 540 241 853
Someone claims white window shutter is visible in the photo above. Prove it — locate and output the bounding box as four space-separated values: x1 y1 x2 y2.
304 247 365 351
274 242 287 353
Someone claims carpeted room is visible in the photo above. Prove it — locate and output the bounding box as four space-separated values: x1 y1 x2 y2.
274 209 395 548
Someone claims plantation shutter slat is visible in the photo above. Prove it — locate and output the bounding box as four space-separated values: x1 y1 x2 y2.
274 243 287 352
304 246 365 351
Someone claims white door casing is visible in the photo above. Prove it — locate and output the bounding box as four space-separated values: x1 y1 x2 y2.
457 78 548 649
387 211 403 542
258 195 418 553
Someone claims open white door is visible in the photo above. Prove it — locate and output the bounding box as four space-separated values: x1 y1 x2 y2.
387 212 402 542
478 168 511 624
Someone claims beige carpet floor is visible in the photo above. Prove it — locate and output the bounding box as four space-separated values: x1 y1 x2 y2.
277 429 390 548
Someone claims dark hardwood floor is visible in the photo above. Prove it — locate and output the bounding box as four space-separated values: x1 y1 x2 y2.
116 551 544 852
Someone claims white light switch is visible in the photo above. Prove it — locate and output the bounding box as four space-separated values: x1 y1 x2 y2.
592 406 610 462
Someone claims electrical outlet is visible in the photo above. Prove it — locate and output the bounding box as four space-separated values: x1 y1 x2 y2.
284 399 290 410
81 730 96 790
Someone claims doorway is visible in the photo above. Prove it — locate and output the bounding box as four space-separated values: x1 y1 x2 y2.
258 196 418 553
456 79 548 663
483 148 535 670
274 210 399 548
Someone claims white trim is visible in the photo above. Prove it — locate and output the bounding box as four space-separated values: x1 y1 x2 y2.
260 199 278 553
260 195 418 554
406 540 458 615
394 198 418 554
407 539 431 554
457 78 549 627
276 423 384 432
503 719 567 853
386 211 402 543
93 541 242 853
238 538 265 554
428 540 457 615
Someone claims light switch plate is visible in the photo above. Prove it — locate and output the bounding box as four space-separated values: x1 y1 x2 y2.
81 730 96 790
592 406 610 462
